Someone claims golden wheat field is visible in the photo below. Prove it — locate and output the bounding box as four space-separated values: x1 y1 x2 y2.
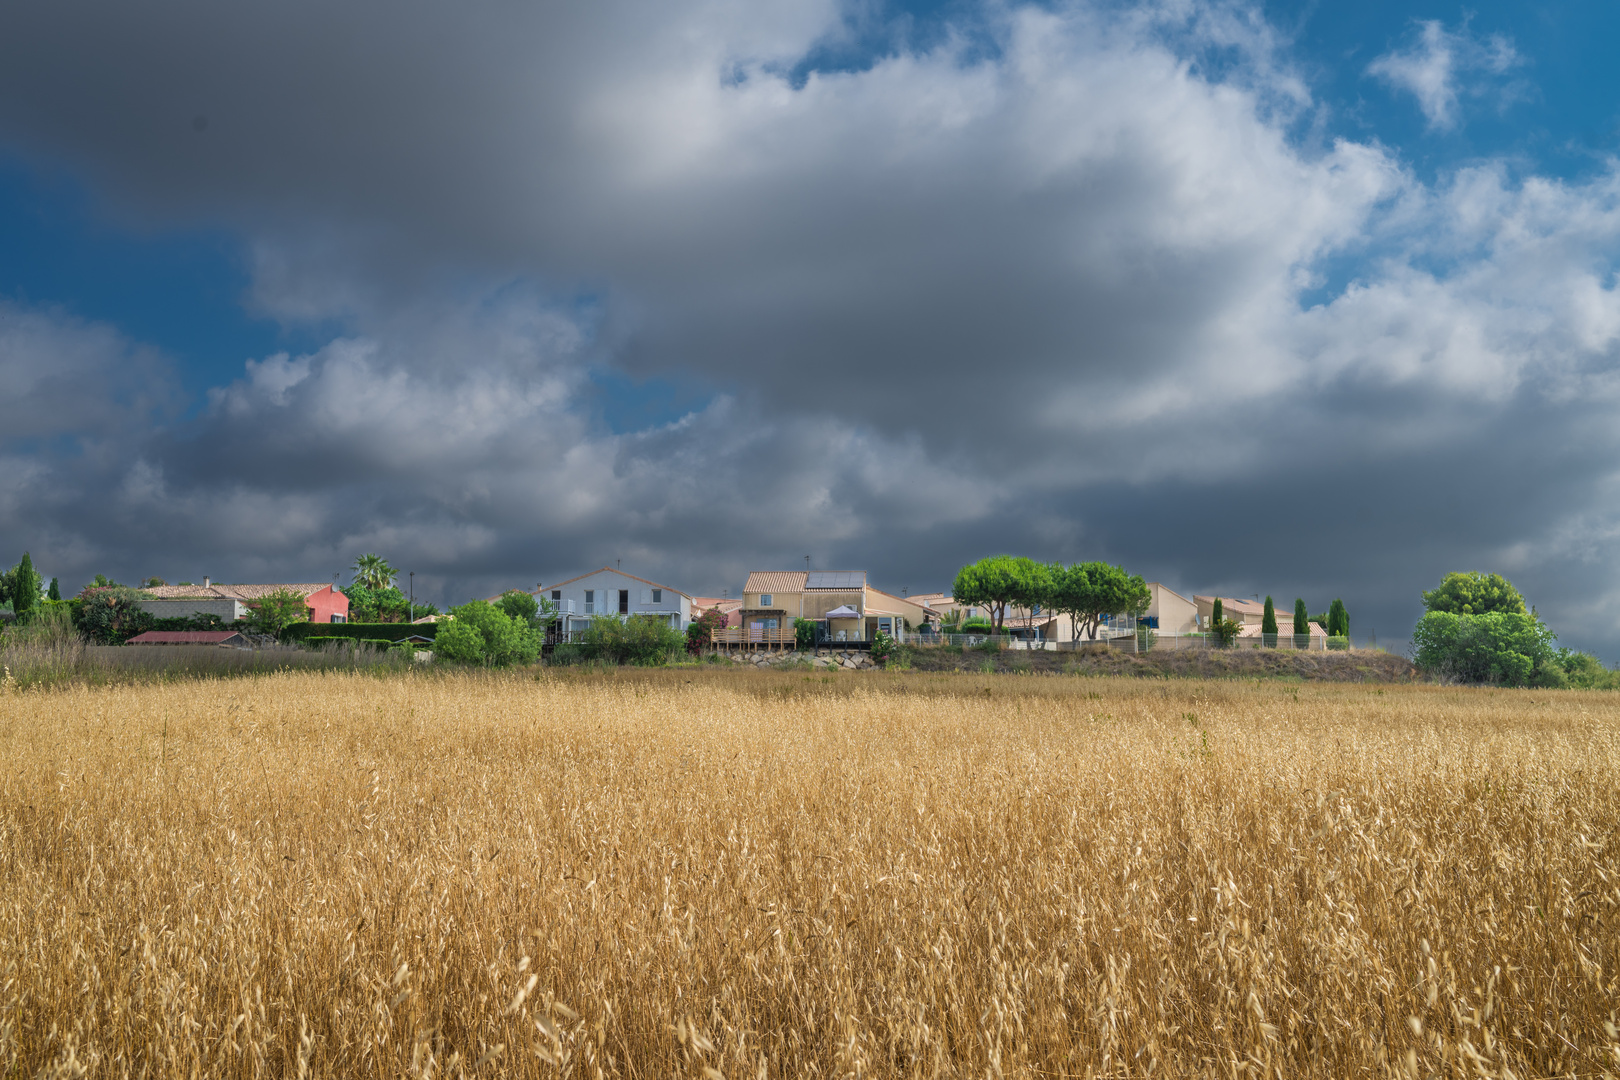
1 668 1618 1079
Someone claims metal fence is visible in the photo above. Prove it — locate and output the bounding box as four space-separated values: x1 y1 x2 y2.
898 630 1389 653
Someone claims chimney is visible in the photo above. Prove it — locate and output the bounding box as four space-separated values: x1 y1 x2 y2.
203 576 211 589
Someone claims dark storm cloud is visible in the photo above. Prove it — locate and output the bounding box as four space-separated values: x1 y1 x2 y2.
2 0 1620 652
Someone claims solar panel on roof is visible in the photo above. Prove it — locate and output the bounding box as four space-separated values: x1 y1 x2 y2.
806 571 865 590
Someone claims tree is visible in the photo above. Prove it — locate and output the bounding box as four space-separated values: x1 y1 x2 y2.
1049 561 1151 642
434 600 541 666
1412 610 1559 687
1009 560 1054 625
1211 597 1224 630
793 616 818 650
1421 572 1526 617
1261 596 1277 642
496 589 540 624
7 553 42 620
1327 598 1349 638
244 588 312 636
342 582 412 622
47 578 60 601
1293 598 1309 641
952 555 1030 634
143 577 168 588
351 553 398 591
76 586 156 644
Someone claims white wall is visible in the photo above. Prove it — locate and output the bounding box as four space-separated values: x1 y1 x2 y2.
542 569 691 631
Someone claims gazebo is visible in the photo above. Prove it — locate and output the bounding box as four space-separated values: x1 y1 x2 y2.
824 604 863 642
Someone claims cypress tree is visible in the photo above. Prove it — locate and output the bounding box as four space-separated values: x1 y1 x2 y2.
47 577 60 601
12 553 38 618
1328 598 1348 638
1261 595 1277 642
1293 598 1308 640
1211 597 1223 634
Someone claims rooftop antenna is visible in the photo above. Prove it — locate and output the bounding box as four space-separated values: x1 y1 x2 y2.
805 555 810 573
617 559 621 571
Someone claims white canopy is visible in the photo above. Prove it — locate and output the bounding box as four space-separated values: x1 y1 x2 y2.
824 605 861 619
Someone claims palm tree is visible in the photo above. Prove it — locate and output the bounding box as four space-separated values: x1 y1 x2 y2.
352 553 398 590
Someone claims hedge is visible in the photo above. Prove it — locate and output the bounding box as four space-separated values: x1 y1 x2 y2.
281 622 437 644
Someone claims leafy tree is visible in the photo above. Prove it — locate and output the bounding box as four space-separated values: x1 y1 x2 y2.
1048 561 1151 641
1421 572 1526 616
1554 649 1620 689
76 586 156 644
581 613 680 665
342 582 412 623
1261 596 1277 641
496 589 540 624
1327 598 1349 638
351 553 398 591
244 588 312 636
1293 598 1309 640
1009 560 1054 623
143 577 168 588
952 555 1033 634
1412 610 1559 687
1210 616 1241 648
434 600 542 666
47 578 60 601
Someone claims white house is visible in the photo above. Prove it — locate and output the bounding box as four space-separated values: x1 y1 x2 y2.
538 568 692 636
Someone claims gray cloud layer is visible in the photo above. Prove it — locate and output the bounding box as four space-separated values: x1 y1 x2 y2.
1 1 1618 651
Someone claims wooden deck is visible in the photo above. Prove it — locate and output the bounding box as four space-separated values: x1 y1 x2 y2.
709 627 797 650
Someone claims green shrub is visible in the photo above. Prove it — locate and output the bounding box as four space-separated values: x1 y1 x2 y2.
434 601 541 667
76 587 156 644
960 617 993 634
1327 635 1350 651
686 607 727 655
1412 610 1559 687
582 614 683 665
549 643 588 665
870 630 897 663
793 617 818 650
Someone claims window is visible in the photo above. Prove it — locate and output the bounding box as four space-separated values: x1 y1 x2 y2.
760 594 773 607
551 590 561 602
651 589 661 604
585 590 594 614
618 590 629 614
331 614 346 623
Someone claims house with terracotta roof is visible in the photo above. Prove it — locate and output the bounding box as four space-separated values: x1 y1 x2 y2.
536 568 692 637
138 579 349 624
739 571 930 642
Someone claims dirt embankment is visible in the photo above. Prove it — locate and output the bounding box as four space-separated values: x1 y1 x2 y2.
903 644 1416 681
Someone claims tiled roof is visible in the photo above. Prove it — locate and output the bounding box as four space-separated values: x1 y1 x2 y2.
126 631 245 645
145 583 333 600
743 571 808 594
691 597 742 612
1194 595 1267 617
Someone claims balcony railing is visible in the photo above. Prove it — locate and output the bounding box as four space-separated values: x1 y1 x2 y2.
709 627 796 647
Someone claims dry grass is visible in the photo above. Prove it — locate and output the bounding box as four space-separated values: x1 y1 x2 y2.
2 668 1618 1078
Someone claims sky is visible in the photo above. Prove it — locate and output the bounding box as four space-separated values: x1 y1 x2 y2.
3 0 1620 654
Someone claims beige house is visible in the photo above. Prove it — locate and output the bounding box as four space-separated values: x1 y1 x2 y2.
741 572 931 641
1194 595 1327 639
1144 583 1199 633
